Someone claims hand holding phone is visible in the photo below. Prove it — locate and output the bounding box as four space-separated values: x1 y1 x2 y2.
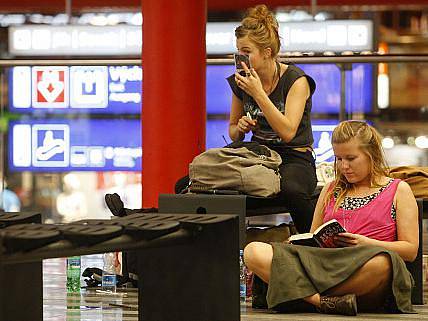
234 54 251 76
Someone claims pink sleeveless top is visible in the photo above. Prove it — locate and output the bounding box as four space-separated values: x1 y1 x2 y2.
323 179 401 242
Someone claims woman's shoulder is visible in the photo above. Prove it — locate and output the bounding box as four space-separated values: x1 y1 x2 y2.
280 62 316 94
226 74 243 99
280 63 305 76
319 181 336 200
395 180 414 197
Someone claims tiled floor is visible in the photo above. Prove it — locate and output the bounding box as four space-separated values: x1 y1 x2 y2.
43 255 428 321
44 256 138 321
40 218 428 320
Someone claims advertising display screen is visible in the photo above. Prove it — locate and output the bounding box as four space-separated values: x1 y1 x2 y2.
9 66 142 114
8 119 141 172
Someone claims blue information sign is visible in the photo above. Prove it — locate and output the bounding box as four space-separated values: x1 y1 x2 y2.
206 118 339 164
9 118 341 172
205 64 373 115
206 65 234 114
9 119 141 172
299 63 373 115
9 66 142 114
9 64 372 115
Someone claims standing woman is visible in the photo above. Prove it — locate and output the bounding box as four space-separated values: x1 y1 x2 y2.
227 5 317 233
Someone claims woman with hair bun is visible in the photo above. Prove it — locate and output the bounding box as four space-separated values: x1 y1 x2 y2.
244 120 418 316
227 5 317 233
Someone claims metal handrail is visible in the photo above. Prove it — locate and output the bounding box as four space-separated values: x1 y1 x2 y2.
0 59 141 66
1 54 428 66
210 54 428 64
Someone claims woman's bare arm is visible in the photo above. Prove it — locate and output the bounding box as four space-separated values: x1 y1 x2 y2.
229 93 257 142
309 183 333 233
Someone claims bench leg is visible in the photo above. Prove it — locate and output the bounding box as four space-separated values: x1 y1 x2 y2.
136 217 240 321
0 261 43 321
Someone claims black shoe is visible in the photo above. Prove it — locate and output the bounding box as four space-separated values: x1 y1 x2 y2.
105 193 127 216
319 293 357 316
105 193 158 217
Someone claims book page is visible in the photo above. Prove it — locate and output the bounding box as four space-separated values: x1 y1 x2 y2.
289 233 320 247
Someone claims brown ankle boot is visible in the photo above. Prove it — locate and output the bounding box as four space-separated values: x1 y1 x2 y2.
319 293 357 316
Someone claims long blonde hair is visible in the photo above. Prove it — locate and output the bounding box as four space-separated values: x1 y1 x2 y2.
235 5 281 58
325 121 390 213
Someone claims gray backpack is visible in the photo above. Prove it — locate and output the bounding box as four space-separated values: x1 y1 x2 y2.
189 143 282 197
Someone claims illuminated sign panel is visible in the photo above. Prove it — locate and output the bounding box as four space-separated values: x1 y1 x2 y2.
206 65 234 114
281 21 373 52
205 64 373 114
9 21 373 56
206 22 240 54
9 118 339 171
206 119 338 164
9 119 142 172
311 121 338 163
300 63 373 114
9 25 142 56
9 66 142 114
10 64 372 115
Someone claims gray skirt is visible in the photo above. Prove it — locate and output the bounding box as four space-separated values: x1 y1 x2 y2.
267 243 414 313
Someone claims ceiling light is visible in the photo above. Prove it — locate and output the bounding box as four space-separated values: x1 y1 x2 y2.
382 137 394 149
415 136 428 149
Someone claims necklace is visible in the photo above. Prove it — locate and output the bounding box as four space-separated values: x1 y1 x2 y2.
265 62 279 95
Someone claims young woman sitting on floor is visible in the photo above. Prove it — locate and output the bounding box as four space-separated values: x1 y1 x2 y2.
244 120 418 316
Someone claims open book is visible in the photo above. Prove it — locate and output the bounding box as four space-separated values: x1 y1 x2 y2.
289 219 346 248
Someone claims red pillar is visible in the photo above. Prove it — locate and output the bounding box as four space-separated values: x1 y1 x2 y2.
142 0 207 207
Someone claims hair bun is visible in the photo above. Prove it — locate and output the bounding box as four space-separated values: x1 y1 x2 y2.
246 4 278 31
236 4 281 58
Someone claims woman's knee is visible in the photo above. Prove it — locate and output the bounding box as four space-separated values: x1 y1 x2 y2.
243 242 273 271
363 254 392 284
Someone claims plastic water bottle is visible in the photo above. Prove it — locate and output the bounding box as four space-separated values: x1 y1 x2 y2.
239 250 246 302
102 252 117 292
245 269 253 302
66 256 81 293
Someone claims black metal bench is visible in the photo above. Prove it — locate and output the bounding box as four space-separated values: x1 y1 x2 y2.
159 193 307 247
0 212 239 321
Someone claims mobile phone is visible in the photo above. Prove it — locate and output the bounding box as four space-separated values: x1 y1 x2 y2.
234 53 251 76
